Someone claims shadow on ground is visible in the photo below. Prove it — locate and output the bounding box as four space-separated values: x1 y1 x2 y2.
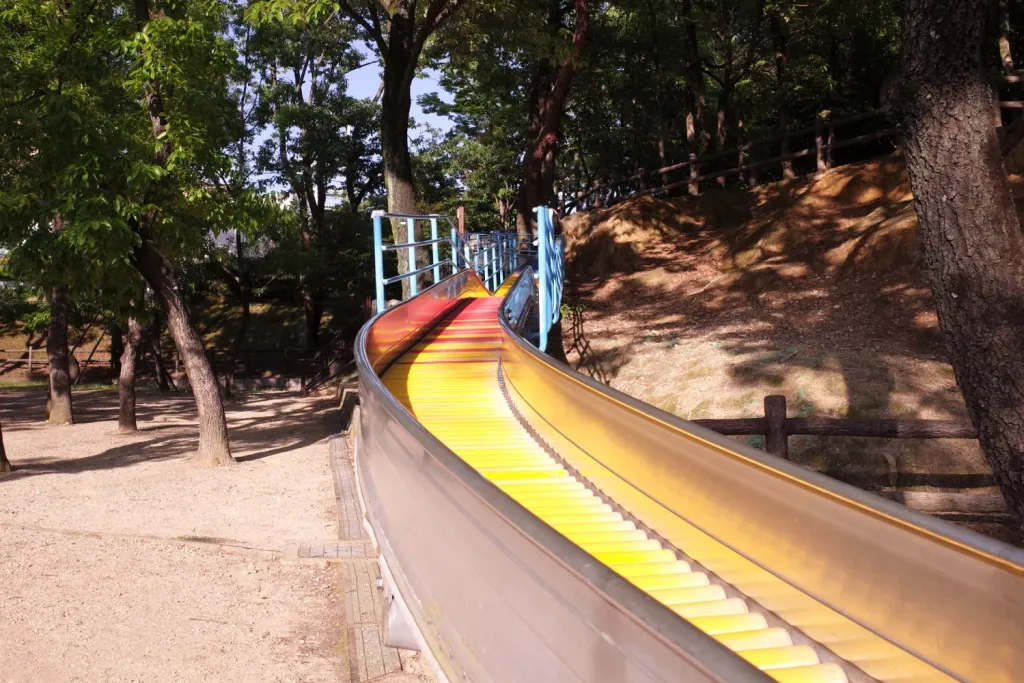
0 390 334 481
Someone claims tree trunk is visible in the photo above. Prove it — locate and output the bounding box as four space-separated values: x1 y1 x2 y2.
109 321 124 378
684 0 706 195
0 420 10 474
889 0 1024 526
148 315 171 393
119 317 142 433
999 0 1014 72
47 285 74 425
380 11 419 295
135 238 234 465
772 11 795 179
130 0 232 464
226 274 251 396
516 0 591 233
302 287 323 352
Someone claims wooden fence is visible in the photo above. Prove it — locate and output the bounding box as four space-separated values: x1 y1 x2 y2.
565 98 1024 215
694 394 1008 523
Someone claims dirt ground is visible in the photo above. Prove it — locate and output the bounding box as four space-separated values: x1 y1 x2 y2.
560 157 1017 540
0 390 343 682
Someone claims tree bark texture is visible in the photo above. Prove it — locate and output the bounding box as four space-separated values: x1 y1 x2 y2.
227 241 251 394
47 285 74 425
119 317 142 433
890 0 1024 526
380 8 421 295
109 322 124 377
516 0 591 233
147 315 171 393
135 239 234 465
302 286 323 352
0 420 11 474
999 0 1014 71
772 11 795 179
683 0 706 195
132 0 233 465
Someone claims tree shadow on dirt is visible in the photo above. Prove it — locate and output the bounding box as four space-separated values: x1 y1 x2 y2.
0 391 333 480
558 158 996 492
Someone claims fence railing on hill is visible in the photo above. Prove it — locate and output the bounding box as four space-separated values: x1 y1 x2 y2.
565 97 1024 215
693 394 1007 523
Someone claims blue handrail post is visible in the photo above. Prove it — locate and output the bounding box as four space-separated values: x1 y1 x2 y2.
450 224 458 272
536 207 550 352
473 235 480 278
372 210 386 313
430 217 440 283
406 218 418 296
484 237 492 289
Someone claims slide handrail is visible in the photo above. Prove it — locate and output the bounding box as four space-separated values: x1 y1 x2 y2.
371 209 522 311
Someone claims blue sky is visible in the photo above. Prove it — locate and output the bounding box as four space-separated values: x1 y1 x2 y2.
346 43 454 133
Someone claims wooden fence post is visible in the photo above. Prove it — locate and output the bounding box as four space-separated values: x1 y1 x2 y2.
826 126 835 168
815 120 827 172
637 168 646 192
748 142 758 187
689 153 699 196
764 395 789 459
26 346 32 375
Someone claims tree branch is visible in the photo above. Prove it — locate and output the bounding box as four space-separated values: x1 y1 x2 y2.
338 0 388 55
416 0 463 50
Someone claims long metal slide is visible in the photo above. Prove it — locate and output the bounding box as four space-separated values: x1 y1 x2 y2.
355 214 1024 683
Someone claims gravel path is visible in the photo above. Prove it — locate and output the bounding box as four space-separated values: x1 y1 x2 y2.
0 391 343 682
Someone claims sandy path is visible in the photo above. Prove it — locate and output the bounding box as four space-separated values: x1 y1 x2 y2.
0 391 343 682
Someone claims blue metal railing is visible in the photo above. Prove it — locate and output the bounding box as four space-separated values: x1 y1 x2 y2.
535 207 565 352
372 210 523 312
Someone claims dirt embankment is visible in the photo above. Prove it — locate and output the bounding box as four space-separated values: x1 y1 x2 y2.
560 156 1023 540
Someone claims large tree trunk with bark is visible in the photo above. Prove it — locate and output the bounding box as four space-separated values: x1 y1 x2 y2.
226 260 251 396
0 420 11 474
302 286 323 352
380 10 420 295
683 0 706 195
132 0 232 465
889 0 1024 527
999 0 1015 72
119 317 142 433
135 239 233 465
516 0 591 233
109 321 124 378
47 285 74 425
772 11 794 179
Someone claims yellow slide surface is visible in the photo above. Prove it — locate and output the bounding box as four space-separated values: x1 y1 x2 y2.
383 295 867 683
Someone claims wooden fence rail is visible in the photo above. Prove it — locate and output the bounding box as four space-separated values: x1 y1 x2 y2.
693 395 1008 523
692 394 977 460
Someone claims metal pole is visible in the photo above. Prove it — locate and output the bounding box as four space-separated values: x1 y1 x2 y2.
492 240 498 289
372 211 385 312
450 225 458 272
483 236 492 289
407 218 418 297
430 217 440 284
537 208 550 352
473 235 480 278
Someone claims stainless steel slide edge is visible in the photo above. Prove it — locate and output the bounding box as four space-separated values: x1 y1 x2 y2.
355 269 770 683
496 268 1024 683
